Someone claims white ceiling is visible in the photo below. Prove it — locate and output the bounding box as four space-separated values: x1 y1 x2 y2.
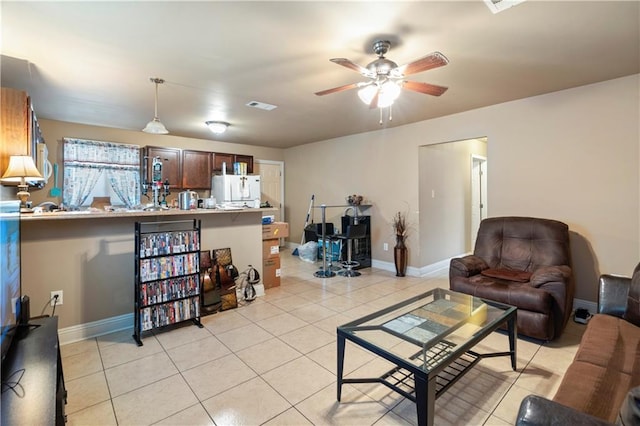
1 1 638 149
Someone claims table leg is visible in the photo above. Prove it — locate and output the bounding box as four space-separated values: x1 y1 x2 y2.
415 373 435 426
337 333 345 402
507 313 517 371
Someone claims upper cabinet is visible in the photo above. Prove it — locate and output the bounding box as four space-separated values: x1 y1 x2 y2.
1 87 43 179
212 153 253 174
181 150 212 190
142 146 181 190
143 146 254 191
234 155 254 174
212 153 234 174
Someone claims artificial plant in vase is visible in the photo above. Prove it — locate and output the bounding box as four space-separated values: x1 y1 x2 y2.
392 211 408 277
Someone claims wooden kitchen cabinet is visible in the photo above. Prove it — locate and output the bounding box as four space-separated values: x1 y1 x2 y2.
212 153 234 174
143 146 182 189
181 150 212 189
212 153 253 174
234 155 254 174
0 87 43 177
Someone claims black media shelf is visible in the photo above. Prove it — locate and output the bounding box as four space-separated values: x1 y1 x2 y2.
133 219 203 346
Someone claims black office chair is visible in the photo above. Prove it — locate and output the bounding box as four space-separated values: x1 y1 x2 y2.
336 223 367 277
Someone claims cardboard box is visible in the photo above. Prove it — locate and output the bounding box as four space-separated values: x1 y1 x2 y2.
262 256 281 289
262 222 289 240
262 239 280 259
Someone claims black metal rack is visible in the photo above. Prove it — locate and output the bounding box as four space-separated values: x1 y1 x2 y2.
133 219 203 346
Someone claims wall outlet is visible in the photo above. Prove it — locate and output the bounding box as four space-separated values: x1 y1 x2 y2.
383 243 389 251
51 290 63 306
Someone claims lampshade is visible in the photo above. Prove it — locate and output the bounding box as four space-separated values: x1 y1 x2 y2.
357 85 378 106
206 121 229 134
1 155 44 184
143 118 169 134
142 77 169 134
358 81 402 109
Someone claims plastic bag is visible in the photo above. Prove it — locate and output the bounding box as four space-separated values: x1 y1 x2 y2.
298 241 318 263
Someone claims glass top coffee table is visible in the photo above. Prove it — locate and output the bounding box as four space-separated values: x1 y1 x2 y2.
337 288 517 426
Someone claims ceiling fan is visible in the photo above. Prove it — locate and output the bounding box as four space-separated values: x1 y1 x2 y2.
315 40 449 109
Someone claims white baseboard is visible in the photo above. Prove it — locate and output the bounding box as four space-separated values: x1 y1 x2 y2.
58 313 133 346
572 298 597 314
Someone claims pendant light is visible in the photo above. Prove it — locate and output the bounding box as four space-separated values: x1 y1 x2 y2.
142 77 169 134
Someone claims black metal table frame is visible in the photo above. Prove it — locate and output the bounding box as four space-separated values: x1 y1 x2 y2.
336 290 517 426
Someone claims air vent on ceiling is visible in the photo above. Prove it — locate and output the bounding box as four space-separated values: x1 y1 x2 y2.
483 0 526 14
246 100 278 111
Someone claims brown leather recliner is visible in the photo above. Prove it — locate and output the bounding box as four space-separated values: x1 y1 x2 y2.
449 216 575 340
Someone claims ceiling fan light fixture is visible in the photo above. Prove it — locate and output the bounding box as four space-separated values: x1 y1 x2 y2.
378 81 401 108
142 77 169 134
357 81 401 108
357 85 378 105
206 121 229 134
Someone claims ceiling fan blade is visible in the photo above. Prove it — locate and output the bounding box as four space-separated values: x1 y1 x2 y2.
402 81 449 96
315 82 360 96
393 52 449 77
330 58 375 77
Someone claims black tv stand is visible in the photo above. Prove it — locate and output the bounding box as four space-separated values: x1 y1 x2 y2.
1 316 66 425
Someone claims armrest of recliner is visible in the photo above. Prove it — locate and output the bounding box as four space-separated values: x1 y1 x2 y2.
598 273 631 317
516 395 613 426
529 265 572 288
449 255 488 278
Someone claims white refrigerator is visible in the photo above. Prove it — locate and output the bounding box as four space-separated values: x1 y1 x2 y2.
211 175 261 204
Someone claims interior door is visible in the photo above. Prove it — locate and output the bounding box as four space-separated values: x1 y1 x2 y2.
254 160 284 222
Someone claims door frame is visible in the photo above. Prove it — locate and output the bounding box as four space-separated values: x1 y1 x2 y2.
470 154 487 249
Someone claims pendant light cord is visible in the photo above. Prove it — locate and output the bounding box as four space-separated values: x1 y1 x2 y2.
154 81 159 119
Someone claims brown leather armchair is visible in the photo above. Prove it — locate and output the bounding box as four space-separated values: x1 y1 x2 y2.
449 216 574 340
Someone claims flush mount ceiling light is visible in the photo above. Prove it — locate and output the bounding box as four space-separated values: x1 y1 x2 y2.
142 77 169 134
205 121 230 134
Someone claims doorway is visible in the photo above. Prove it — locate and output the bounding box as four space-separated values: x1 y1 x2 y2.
254 160 284 223
470 155 488 249
418 137 487 268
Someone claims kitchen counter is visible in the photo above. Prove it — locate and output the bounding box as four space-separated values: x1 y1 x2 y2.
20 206 278 340
21 207 277 221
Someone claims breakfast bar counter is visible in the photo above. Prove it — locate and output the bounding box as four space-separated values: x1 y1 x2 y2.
20 207 277 341
21 206 274 221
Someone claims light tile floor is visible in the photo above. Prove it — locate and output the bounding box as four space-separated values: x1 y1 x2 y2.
61 252 586 425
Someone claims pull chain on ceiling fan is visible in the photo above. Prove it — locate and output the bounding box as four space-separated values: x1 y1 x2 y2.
315 40 449 119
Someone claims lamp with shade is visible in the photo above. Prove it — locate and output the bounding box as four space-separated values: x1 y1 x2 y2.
1 155 44 213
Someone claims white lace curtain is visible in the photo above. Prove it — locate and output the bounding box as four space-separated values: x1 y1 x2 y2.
63 138 141 208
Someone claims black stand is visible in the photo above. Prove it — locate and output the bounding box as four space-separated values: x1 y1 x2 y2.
1 316 66 426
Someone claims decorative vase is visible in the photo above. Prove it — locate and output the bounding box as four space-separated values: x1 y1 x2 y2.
394 235 407 277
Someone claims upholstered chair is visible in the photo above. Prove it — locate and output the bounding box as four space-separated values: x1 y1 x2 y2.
449 216 575 340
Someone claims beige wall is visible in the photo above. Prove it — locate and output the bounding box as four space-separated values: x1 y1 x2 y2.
419 138 487 266
30 119 285 206
285 74 639 303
